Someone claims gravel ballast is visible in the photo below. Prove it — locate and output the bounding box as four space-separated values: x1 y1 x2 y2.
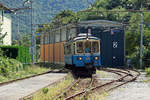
106 71 150 100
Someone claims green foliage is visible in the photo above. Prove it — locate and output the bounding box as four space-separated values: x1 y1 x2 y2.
81 0 150 68
35 0 150 68
36 10 79 34
53 10 79 25
23 65 48 75
125 12 150 68
145 67 150 76
0 45 32 63
0 57 23 77
0 23 7 44
17 46 32 63
42 88 49 94
0 65 48 82
0 0 95 39
0 48 3 56
0 32 7 44
32 74 73 100
12 34 31 47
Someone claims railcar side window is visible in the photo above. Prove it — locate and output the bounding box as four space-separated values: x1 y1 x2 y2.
64 45 70 54
40 35 43 44
92 41 99 53
73 43 75 54
64 45 67 54
76 42 84 53
68 45 72 54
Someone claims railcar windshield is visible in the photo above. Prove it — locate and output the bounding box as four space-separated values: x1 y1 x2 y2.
85 41 91 53
76 40 100 54
92 41 99 53
76 41 84 53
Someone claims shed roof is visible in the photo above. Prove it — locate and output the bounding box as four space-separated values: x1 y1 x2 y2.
78 20 123 28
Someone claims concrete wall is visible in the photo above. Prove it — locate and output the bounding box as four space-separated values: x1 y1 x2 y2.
0 10 11 45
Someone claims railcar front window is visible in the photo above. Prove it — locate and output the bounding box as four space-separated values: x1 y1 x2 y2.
85 41 91 53
76 42 84 53
92 41 99 53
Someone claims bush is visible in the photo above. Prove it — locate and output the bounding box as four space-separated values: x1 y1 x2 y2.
42 88 49 94
145 67 150 77
129 45 150 69
0 48 3 56
0 57 23 76
0 45 31 63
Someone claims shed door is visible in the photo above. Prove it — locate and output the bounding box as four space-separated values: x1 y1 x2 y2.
100 30 113 67
111 30 124 67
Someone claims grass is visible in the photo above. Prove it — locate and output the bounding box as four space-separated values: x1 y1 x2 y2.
96 70 107 78
145 67 150 82
145 67 150 76
28 74 73 100
24 70 108 100
87 90 108 100
0 65 49 83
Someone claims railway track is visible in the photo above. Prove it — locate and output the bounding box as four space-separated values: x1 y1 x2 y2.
0 69 68 87
53 68 140 100
54 76 97 100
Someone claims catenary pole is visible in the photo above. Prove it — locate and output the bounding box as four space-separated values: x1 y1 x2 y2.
140 4 143 68
30 0 34 64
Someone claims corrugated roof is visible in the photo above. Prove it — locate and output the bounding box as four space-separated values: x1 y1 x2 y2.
78 20 123 27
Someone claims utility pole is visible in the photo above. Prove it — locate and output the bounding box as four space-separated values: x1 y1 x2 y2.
17 14 20 45
30 0 34 64
24 0 34 64
140 4 143 68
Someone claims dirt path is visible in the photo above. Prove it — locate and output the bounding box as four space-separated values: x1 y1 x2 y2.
0 73 67 100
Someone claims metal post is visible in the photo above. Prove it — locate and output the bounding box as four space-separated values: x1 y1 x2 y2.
140 4 143 68
60 28 62 64
48 32 50 63
23 0 34 64
123 26 126 67
17 14 20 45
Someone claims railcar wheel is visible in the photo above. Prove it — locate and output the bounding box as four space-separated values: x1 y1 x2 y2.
65 64 70 69
93 68 96 74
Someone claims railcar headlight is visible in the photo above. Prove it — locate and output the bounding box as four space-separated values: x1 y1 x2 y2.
77 57 82 60
95 57 98 60
79 57 82 60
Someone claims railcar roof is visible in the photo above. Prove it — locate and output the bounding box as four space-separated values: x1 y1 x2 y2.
72 34 100 42
73 37 99 41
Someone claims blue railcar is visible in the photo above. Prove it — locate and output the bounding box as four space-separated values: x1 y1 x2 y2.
64 34 101 75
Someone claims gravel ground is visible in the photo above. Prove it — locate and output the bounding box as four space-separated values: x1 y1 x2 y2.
0 73 67 100
106 70 150 100
96 70 122 84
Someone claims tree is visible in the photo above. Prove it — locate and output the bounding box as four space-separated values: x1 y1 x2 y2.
0 24 7 44
52 10 79 25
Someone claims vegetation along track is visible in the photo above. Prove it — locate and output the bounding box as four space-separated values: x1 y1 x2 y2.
54 76 97 100
53 68 140 100
0 69 68 87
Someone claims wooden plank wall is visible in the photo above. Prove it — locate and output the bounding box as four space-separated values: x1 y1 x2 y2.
40 42 65 64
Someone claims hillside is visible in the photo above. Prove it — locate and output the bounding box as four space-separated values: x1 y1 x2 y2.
0 0 95 39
